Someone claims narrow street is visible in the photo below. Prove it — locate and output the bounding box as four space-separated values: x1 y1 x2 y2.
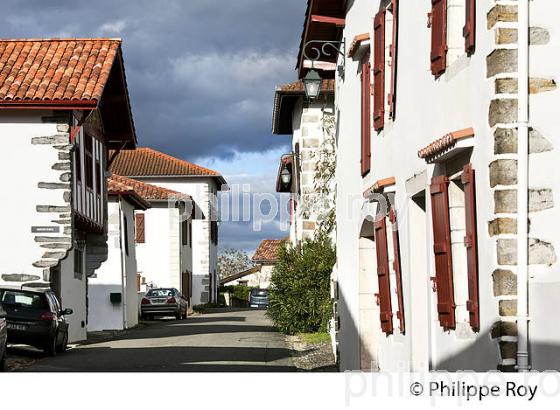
12 309 296 372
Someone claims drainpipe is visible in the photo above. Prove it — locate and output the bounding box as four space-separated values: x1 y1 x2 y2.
516 0 530 372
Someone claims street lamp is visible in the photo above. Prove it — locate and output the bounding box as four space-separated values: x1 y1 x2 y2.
280 165 292 186
303 69 322 100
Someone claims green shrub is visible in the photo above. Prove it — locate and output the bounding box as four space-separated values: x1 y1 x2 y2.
267 234 335 335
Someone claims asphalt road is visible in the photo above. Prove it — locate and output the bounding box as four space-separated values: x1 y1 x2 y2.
14 309 296 372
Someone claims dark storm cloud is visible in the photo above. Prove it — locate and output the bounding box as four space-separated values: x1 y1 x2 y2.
1 0 303 160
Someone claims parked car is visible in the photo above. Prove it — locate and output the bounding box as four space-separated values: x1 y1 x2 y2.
141 288 187 320
0 302 7 371
0 287 72 356
249 289 269 309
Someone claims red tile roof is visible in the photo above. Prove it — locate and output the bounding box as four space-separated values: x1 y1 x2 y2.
108 174 191 202
110 147 226 184
418 128 475 160
275 79 335 94
252 239 287 263
0 38 120 104
0 38 137 147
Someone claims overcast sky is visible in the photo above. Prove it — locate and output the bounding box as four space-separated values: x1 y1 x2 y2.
1 0 304 255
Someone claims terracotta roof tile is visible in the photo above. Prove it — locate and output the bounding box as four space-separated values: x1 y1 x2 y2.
363 177 396 198
108 174 191 202
0 38 121 104
275 79 335 94
348 33 370 57
110 147 226 181
252 239 287 263
418 128 475 160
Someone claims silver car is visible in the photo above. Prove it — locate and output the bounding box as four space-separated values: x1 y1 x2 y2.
0 302 7 371
141 288 187 320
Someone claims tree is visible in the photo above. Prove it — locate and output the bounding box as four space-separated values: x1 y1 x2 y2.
267 234 335 335
218 248 254 279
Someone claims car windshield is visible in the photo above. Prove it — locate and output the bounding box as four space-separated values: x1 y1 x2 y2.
0 290 49 309
251 289 268 297
146 289 174 297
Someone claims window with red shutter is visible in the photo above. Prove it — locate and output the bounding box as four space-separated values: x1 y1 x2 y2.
388 0 399 120
135 213 145 244
461 164 480 331
430 0 447 77
463 0 476 55
361 57 371 176
389 208 405 334
373 10 385 131
375 217 393 334
430 175 456 330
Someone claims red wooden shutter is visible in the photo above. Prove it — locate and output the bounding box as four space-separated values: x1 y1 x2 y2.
389 208 405 334
430 0 447 77
373 10 385 131
388 0 399 119
135 213 145 243
463 0 476 55
375 217 393 334
361 58 371 176
430 175 456 330
462 164 480 331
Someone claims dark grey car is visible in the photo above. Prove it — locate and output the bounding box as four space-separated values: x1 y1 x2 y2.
141 288 188 320
0 302 7 370
0 287 72 356
249 289 269 309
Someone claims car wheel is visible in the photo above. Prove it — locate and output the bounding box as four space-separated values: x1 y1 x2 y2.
44 334 58 357
56 331 68 353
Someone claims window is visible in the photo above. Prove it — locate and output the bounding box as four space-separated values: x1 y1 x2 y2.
360 55 371 176
373 1 399 129
374 204 406 335
75 145 82 183
210 221 218 246
430 163 479 332
135 213 145 243
429 0 476 77
182 220 189 246
123 215 129 256
95 160 102 195
85 134 94 190
74 248 84 280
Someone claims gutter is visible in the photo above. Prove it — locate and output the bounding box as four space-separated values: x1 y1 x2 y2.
517 0 530 372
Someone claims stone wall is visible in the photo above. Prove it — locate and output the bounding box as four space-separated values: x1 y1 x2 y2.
487 0 556 371
29 119 73 284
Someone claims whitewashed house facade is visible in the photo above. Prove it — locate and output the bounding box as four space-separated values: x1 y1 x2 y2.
0 38 137 342
111 148 226 306
88 175 150 332
292 0 560 372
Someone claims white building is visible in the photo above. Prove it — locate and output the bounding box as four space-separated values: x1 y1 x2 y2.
220 239 285 289
272 81 336 246
0 38 137 342
87 175 151 332
111 148 226 306
293 0 560 372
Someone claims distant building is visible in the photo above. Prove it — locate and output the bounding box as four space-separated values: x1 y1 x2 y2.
220 239 285 289
111 148 226 306
0 38 137 342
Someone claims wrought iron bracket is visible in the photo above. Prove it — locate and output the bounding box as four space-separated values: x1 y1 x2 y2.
303 39 346 78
